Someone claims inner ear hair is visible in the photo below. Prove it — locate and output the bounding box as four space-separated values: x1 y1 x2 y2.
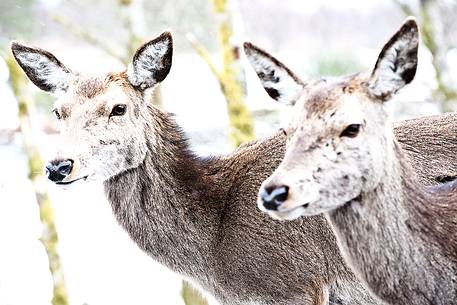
127 31 173 90
11 41 72 93
368 17 419 100
243 42 305 105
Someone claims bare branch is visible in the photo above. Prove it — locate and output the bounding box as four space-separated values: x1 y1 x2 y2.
52 14 123 61
186 33 223 83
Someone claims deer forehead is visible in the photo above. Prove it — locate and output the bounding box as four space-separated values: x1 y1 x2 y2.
333 94 366 124
293 86 366 129
55 75 134 116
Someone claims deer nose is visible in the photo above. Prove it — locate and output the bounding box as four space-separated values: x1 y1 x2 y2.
45 159 74 182
260 185 289 211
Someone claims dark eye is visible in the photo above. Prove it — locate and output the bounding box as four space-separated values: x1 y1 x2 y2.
110 104 127 117
340 124 361 138
280 128 287 136
52 109 61 120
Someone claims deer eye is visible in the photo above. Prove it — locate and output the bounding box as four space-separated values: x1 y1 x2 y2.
340 124 361 138
52 109 61 120
110 104 127 117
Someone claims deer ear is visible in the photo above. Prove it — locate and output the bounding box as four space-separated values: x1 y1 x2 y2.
11 41 72 94
243 42 305 105
368 17 419 100
127 32 173 90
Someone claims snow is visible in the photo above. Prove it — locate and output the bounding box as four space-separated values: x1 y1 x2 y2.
0 1 454 304
0 148 53 305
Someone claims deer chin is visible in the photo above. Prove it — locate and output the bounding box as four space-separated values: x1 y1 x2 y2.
264 203 311 221
340 193 363 209
55 175 89 188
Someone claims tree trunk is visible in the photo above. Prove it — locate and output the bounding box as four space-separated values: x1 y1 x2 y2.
181 280 209 305
6 55 69 305
211 0 254 147
396 0 457 111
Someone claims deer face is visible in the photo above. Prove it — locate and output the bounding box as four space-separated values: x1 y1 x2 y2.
245 18 419 220
259 77 392 220
11 32 173 186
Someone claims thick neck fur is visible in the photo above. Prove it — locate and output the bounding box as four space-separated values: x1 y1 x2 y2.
102 105 381 305
104 105 222 279
328 130 457 305
407 163 457 260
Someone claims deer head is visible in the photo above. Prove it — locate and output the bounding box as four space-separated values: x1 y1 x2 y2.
11 32 173 186
245 18 419 220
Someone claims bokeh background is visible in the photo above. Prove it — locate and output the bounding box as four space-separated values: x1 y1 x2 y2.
1 0 457 305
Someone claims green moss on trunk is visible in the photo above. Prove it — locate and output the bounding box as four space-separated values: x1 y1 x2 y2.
212 0 255 147
7 55 69 305
181 280 209 305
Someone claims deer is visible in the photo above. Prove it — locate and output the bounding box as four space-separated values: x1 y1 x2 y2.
250 17 457 305
10 29 457 305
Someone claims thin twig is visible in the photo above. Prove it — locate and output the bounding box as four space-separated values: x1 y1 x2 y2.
186 33 223 84
52 14 123 61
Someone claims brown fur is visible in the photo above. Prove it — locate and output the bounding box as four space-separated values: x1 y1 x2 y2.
104 103 376 305
253 18 457 305
104 101 457 305
12 31 457 305
393 112 457 185
12 36 380 305
394 113 457 259
326 138 457 305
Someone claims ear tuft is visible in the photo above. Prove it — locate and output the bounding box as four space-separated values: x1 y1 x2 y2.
10 41 72 94
243 42 305 105
127 31 173 90
368 17 419 100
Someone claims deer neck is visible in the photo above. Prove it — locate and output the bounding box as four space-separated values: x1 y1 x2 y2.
327 132 456 304
103 105 222 278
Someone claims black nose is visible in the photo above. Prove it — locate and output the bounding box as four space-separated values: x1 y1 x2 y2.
45 159 74 182
260 185 289 211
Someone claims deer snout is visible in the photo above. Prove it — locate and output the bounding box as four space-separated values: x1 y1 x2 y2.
259 185 289 211
45 159 74 183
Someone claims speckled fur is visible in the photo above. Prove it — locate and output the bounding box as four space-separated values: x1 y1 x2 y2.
254 18 457 305
328 141 457 305
12 29 457 305
11 34 378 305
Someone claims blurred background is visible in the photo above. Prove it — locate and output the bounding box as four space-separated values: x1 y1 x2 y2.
1 0 457 305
